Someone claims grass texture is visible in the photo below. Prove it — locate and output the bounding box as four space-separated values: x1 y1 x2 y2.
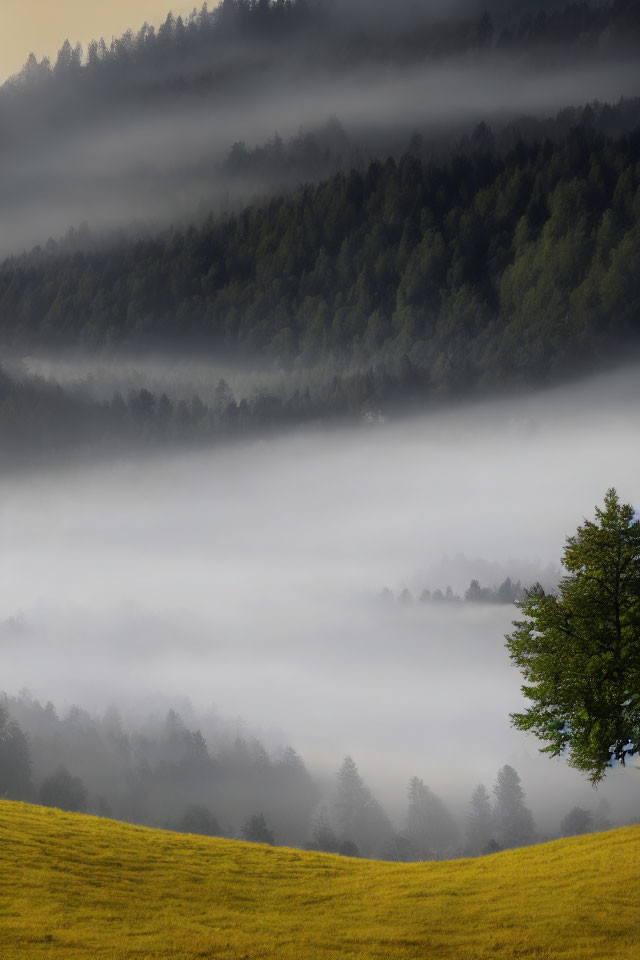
1 799 638 959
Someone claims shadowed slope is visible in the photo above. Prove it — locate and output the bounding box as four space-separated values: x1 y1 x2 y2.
1 800 638 959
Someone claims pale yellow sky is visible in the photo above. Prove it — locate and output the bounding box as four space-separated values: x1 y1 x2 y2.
3 1 198 82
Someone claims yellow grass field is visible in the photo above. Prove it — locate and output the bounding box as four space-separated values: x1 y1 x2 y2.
1 800 638 960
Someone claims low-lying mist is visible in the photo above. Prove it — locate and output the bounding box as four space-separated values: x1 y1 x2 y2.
2 363 640 826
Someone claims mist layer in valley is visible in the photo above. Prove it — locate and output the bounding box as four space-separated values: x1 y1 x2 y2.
2 364 640 828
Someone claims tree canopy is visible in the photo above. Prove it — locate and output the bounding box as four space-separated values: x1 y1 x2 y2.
506 488 640 783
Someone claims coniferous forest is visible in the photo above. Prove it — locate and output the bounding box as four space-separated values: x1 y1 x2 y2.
2 109 640 464
2 119 639 373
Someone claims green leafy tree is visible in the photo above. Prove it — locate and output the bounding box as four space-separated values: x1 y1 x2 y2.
506 488 640 783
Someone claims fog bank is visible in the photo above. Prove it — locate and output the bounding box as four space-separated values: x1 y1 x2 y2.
2 364 640 823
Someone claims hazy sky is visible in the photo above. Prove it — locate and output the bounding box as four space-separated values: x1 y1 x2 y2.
3 0 194 82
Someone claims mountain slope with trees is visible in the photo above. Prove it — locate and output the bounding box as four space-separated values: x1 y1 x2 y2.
2 120 638 396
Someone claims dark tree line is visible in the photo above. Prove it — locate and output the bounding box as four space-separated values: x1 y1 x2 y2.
0 361 413 470
382 577 526 606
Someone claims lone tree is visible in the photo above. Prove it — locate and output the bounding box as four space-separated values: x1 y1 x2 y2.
506 488 640 783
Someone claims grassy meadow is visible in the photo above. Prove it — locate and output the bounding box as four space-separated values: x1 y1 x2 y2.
1 799 638 960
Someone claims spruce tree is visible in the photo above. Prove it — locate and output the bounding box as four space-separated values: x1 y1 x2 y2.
334 756 392 857
0 705 32 800
465 783 495 856
405 776 459 860
242 812 274 844
310 807 339 853
493 765 536 849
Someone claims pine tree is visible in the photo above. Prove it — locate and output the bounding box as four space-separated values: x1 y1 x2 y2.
493 765 536 849
405 776 459 860
334 756 392 857
242 812 274 844
334 756 369 842
310 807 339 853
465 783 495 855
0 705 32 800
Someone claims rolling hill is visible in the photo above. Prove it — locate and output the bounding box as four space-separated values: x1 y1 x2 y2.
1 799 638 959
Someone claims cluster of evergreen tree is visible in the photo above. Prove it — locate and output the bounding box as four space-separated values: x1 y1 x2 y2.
4 0 636 268
2 693 612 859
560 800 613 836
0 361 408 469
465 766 536 854
463 578 525 603
2 121 638 398
221 98 640 188
5 0 639 118
1 1 314 143
2 693 318 847
381 577 526 606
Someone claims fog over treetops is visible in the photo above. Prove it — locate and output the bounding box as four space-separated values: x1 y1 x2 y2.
2 364 639 823
1 0 639 255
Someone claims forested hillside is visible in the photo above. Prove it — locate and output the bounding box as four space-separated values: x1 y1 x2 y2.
2 121 638 393
1 1 639 466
